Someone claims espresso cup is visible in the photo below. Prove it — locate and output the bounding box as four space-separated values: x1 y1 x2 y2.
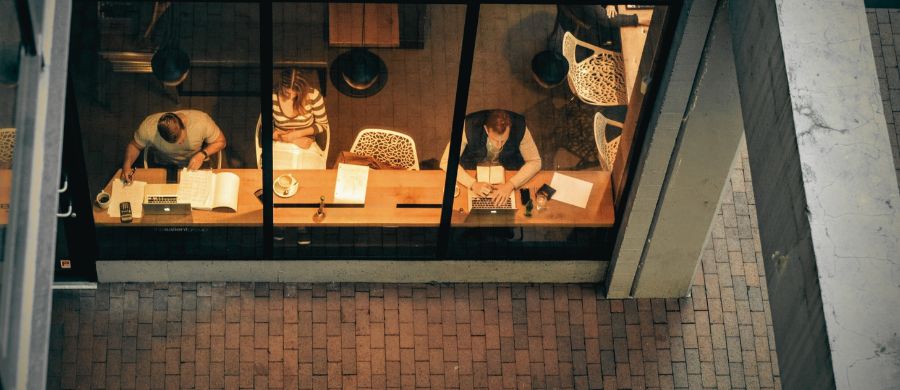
274 174 298 196
96 190 111 209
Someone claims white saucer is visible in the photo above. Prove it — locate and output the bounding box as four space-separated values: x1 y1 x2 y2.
274 183 298 198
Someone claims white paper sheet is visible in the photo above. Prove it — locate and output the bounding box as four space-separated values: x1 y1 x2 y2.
549 173 593 209
333 163 369 204
273 141 326 170
177 169 216 209
211 172 240 211
108 179 147 218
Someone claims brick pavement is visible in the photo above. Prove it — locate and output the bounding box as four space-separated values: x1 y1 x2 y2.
868 8 900 186
47 143 780 389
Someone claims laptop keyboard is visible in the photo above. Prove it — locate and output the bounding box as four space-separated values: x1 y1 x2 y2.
471 196 514 210
146 195 178 205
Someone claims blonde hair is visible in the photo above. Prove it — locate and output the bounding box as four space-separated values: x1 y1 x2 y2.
276 68 312 116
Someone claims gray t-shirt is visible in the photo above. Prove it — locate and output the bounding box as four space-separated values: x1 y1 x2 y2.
134 110 221 167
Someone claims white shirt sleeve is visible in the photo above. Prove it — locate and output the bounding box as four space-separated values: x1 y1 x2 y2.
507 128 542 188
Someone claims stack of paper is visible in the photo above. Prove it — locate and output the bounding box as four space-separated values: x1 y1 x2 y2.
334 163 369 204
549 173 594 208
108 179 147 218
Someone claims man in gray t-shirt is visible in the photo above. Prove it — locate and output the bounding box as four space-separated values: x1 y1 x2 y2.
120 110 227 184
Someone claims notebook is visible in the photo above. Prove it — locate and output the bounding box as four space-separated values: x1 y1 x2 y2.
176 169 241 211
476 165 505 184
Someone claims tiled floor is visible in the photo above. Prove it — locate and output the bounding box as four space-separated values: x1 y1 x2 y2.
47 143 781 389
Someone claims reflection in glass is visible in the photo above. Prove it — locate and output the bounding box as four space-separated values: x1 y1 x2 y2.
0 0 20 259
70 2 263 259
446 4 661 260
271 3 462 260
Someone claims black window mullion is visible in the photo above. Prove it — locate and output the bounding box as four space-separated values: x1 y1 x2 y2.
260 0 274 259
437 3 480 259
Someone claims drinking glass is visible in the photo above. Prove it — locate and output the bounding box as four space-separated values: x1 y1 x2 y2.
535 193 548 211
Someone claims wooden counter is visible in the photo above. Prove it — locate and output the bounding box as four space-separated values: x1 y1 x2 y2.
94 169 264 226
94 168 615 228
328 4 400 48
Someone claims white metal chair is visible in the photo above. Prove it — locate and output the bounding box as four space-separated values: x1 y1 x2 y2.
350 128 420 170
256 114 330 169
594 112 621 171
0 128 15 169
562 31 628 106
143 144 222 168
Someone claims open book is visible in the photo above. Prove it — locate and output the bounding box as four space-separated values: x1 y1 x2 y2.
176 169 240 211
273 141 326 170
476 165 505 184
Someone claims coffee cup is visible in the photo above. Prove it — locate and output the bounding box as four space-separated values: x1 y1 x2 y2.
274 174 298 197
96 190 111 209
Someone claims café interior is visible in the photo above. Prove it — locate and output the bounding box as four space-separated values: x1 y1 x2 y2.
59 2 669 263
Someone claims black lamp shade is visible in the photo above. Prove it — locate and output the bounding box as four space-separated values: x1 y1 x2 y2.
151 47 191 87
531 50 569 89
330 48 388 98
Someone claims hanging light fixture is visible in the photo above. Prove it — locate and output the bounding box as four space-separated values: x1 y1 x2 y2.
531 50 568 89
151 47 190 86
150 2 190 87
331 3 388 98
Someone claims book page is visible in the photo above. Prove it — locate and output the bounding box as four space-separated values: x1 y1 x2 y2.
334 163 369 204
476 165 505 184
108 179 147 218
212 172 240 211
273 141 300 169
549 173 594 209
490 166 504 184
177 169 216 209
273 141 326 170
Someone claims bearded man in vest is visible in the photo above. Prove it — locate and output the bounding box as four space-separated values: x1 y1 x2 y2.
440 109 542 206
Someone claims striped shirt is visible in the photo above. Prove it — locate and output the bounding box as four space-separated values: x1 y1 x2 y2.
272 89 329 142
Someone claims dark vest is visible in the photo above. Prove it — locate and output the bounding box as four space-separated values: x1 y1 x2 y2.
459 110 527 170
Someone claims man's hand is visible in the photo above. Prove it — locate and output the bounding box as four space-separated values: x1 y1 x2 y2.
188 153 205 170
120 168 135 185
490 182 515 206
605 5 618 18
293 137 315 150
471 182 493 197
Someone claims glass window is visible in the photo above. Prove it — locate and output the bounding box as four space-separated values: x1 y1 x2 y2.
70 2 263 259
63 1 670 262
269 3 463 259
445 3 664 260
0 0 20 258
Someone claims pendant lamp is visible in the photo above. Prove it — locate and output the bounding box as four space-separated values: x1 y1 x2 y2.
330 3 388 98
151 3 190 87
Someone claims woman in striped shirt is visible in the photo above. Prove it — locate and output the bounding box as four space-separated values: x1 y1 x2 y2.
272 68 329 157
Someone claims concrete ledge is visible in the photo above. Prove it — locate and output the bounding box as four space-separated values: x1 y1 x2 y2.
97 260 608 283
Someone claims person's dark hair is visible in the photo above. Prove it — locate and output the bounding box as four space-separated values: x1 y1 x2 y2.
157 112 184 143
485 110 511 134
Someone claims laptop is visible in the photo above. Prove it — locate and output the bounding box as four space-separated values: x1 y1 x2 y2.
142 184 193 223
467 187 517 215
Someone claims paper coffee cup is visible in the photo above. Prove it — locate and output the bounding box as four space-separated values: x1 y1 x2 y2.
96 191 111 209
